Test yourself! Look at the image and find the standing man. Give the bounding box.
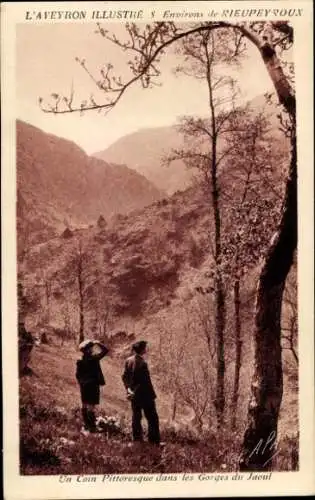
[122,340,162,445]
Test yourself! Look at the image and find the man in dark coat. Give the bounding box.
[122,340,161,445]
[76,339,108,434]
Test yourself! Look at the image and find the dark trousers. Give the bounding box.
[131,399,160,444]
[82,406,96,431]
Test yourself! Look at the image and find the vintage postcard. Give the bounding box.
[1,0,314,498]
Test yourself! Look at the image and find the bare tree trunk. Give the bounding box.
[204,35,226,430]
[45,280,51,324]
[172,390,178,421]
[211,135,226,429]
[211,134,226,429]
[231,278,242,430]
[78,251,84,343]
[214,277,226,429]
[240,125,297,470]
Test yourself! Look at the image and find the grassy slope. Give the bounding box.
[20,343,237,475]
[20,341,298,475]
[25,343,129,415]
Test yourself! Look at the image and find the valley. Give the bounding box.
[17,96,297,474]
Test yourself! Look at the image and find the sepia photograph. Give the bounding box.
[16,17,299,475]
[1,1,314,498]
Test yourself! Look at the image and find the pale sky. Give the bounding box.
[16,23,275,154]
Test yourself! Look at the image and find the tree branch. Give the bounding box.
[41,21,293,115]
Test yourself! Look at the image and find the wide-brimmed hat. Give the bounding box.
[79,339,94,352]
[132,340,147,354]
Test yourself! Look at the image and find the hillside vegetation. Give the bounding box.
[17,120,163,249]
[20,180,298,474]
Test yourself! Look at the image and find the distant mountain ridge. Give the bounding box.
[94,125,192,195]
[93,94,284,195]
[16,120,163,248]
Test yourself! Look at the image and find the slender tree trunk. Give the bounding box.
[45,280,51,324]
[78,257,84,343]
[214,276,226,429]
[211,145,226,429]
[172,390,178,421]
[231,277,242,430]
[205,36,226,430]
[240,125,297,470]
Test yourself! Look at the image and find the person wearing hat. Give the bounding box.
[122,340,161,445]
[76,339,109,434]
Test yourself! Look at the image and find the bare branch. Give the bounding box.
[40,21,294,115]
